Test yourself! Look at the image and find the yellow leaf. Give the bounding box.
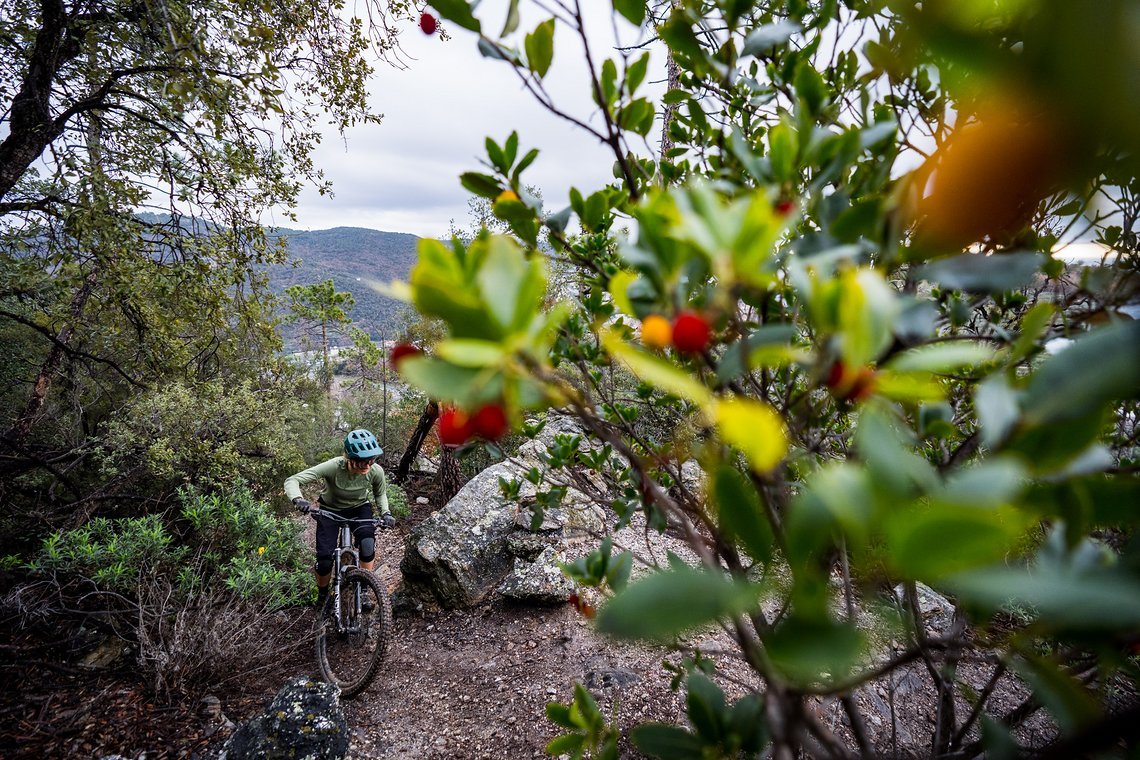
[714,398,788,473]
[601,328,712,405]
[608,270,637,318]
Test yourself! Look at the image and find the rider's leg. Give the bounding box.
[354,504,378,572]
[314,513,338,602]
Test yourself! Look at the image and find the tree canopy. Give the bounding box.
[0,0,414,518]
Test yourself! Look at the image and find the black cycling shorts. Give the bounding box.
[314,501,376,560]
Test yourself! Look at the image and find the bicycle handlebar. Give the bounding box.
[307,506,394,528]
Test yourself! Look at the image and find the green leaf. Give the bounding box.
[768,119,797,182]
[886,502,1027,581]
[947,565,1140,630]
[829,198,881,242]
[659,14,704,63]
[1009,302,1054,363]
[546,701,575,728]
[627,51,650,95]
[544,733,585,755]
[613,0,647,27]
[1012,655,1101,734]
[460,171,502,198]
[397,356,501,406]
[429,0,481,33]
[765,615,864,685]
[512,148,539,184]
[936,458,1028,508]
[916,252,1046,294]
[500,0,520,36]
[601,58,619,106]
[525,18,555,78]
[477,37,510,60]
[1021,320,1140,426]
[742,20,801,57]
[476,235,530,330]
[712,465,774,562]
[714,398,788,474]
[794,62,827,116]
[716,324,797,383]
[485,137,507,173]
[975,374,1020,448]
[435,338,506,368]
[631,724,704,759]
[596,565,763,642]
[685,674,725,742]
[884,341,997,373]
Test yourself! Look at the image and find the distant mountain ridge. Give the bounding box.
[266,226,421,337]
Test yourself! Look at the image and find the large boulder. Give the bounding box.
[399,462,523,609]
[398,416,612,609]
[222,676,348,760]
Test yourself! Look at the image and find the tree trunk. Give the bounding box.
[2,269,98,449]
[436,446,463,507]
[657,49,682,175]
[392,399,439,485]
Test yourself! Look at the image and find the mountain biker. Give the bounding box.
[284,429,395,606]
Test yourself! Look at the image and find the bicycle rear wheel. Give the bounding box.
[315,568,392,698]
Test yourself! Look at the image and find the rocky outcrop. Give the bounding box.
[398,415,610,610]
[222,676,348,760]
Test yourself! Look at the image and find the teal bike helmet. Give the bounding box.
[344,429,382,460]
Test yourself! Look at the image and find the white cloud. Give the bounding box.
[279,2,662,237]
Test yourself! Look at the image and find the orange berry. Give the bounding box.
[640,314,672,349]
[495,189,519,204]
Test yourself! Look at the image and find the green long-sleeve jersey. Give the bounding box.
[284,456,390,514]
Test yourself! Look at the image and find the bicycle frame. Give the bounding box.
[312,508,380,633]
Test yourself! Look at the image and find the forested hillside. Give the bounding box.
[268,227,420,336]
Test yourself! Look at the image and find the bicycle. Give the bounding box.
[307,507,394,698]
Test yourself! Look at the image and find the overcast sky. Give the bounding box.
[268,3,660,238]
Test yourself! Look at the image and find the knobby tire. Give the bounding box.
[315,567,392,698]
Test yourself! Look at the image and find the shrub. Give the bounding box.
[26,483,312,695]
[386,481,411,519]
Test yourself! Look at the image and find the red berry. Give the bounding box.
[419,12,437,35]
[438,407,472,447]
[671,311,711,354]
[470,404,509,441]
[825,361,875,402]
[775,199,795,216]
[390,342,421,368]
[826,360,850,390]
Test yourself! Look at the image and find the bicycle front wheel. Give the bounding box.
[315,568,392,698]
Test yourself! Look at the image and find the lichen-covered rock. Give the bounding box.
[222,676,348,760]
[498,546,575,605]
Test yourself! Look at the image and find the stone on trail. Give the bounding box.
[222,676,348,760]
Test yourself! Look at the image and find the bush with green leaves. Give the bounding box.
[25,483,312,694]
[34,483,310,609]
[387,481,411,519]
[400,1,1140,756]
[97,379,304,500]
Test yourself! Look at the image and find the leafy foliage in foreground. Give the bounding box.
[402,0,1140,755]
